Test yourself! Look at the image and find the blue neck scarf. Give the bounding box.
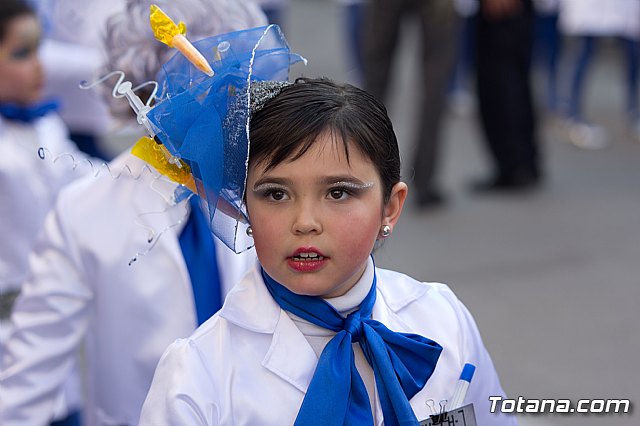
[0,100,59,123]
[179,197,223,325]
[261,266,443,426]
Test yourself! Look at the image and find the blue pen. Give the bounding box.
[448,363,476,410]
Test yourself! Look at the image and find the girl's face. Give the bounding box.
[246,130,407,298]
[0,14,43,105]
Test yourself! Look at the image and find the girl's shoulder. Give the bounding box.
[373,268,488,371]
[375,267,460,309]
[374,267,473,337]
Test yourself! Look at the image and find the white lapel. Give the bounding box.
[126,153,192,289]
[220,265,318,393]
[262,309,318,393]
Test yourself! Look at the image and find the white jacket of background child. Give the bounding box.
[0,113,89,422]
[0,114,87,294]
[559,0,640,40]
[0,151,256,426]
[140,258,517,425]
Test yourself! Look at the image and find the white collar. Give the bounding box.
[324,256,374,315]
[220,257,432,333]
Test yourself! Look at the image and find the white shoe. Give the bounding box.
[566,121,608,150]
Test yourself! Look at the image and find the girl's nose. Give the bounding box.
[291,199,322,235]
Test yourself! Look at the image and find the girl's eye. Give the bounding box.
[328,189,349,200]
[267,190,287,201]
[11,46,35,61]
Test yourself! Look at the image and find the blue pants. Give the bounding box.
[50,411,82,426]
[568,36,640,121]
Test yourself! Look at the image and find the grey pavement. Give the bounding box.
[282,1,639,426]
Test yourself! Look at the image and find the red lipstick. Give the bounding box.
[287,247,328,273]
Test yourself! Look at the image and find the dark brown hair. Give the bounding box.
[0,0,34,43]
[249,77,401,202]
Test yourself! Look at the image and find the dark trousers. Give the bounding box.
[50,411,81,426]
[568,36,640,121]
[364,0,458,199]
[476,0,540,181]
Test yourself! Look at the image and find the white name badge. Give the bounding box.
[420,403,477,426]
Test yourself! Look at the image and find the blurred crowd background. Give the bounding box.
[2,0,639,425]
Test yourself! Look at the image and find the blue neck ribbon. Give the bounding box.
[0,100,58,123]
[261,268,443,426]
[179,197,223,325]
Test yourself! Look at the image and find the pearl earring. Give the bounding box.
[381,225,391,237]
[246,226,253,237]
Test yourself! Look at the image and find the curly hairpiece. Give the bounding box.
[102,0,267,119]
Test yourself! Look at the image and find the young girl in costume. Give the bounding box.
[0,1,90,424]
[136,31,516,422]
[0,0,86,303]
[0,3,265,426]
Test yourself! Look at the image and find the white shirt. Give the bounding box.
[0,113,90,421]
[0,152,256,426]
[140,262,517,425]
[0,114,87,293]
[559,0,640,39]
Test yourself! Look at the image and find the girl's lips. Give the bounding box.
[287,256,327,273]
[287,247,329,272]
[290,246,326,257]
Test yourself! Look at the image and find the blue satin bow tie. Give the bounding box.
[261,267,443,426]
[0,100,59,123]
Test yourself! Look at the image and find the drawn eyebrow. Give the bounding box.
[320,176,375,188]
[252,177,293,190]
[253,175,376,190]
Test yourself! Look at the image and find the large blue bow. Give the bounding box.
[147,25,304,254]
[261,268,443,425]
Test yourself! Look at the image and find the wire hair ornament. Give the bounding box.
[47,24,306,265]
[37,141,188,267]
[128,193,193,266]
[77,69,201,265]
[36,71,161,180]
[79,70,160,138]
[36,146,158,180]
[40,66,191,266]
[146,24,306,254]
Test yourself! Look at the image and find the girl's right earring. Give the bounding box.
[246,226,253,237]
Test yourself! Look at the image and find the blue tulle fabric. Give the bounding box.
[147,25,304,253]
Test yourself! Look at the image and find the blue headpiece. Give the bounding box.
[147,25,305,253]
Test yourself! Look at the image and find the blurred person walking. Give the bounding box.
[448,0,480,116]
[335,0,366,85]
[532,0,561,115]
[363,0,460,208]
[473,0,541,192]
[558,0,640,149]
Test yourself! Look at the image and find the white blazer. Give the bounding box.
[0,114,90,422]
[0,152,256,426]
[140,263,517,426]
[559,0,640,39]
[0,114,86,293]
